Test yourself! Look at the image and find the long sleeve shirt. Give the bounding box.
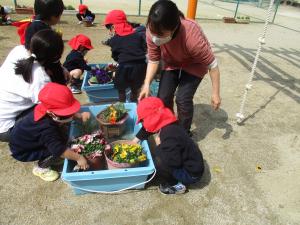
[147,18,215,78]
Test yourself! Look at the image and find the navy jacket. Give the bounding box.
[136,123,204,177]
[9,111,68,162]
[63,50,91,72]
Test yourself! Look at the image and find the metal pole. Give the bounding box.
[138,0,141,16]
[14,0,17,7]
[234,0,240,18]
[187,0,198,20]
[272,0,280,23]
[80,0,83,4]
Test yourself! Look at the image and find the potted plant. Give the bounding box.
[105,140,147,169]
[223,17,236,23]
[83,16,94,27]
[96,102,129,138]
[88,67,113,85]
[70,130,110,170]
[15,5,34,14]
[235,16,250,24]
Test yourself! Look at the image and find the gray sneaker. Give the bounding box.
[70,85,81,94]
[159,182,187,195]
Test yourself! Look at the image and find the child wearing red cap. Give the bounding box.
[133,97,204,194]
[0,5,11,25]
[9,83,90,182]
[104,10,147,102]
[63,34,93,94]
[76,4,95,25]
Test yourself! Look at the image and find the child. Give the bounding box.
[23,0,64,49]
[133,97,204,194]
[76,4,95,25]
[0,5,11,25]
[0,29,66,142]
[63,34,93,94]
[9,82,90,182]
[104,10,147,102]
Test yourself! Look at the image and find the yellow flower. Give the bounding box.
[129,159,135,164]
[138,154,147,162]
[120,151,127,159]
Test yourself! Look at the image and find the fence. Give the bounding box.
[2,0,293,26]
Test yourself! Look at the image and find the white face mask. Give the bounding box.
[151,35,172,46]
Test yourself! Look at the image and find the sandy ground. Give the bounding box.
[0,11,300,225]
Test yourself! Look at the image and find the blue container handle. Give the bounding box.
[62,168,156,194]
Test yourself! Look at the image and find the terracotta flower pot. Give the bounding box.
[86,153,105,170]
[96,112,129,139]
[15,7,34,14]
[83,20,93,27]
[223,17,236,23]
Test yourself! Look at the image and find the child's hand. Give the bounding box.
[77,155,89,170]
[154,135,161,145]
[81,112,91,122]
[131,137,140,144]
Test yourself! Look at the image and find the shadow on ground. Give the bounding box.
[192,104,233,142]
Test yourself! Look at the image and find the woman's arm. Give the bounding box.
[138,62,159,100]
[209,65,221,110]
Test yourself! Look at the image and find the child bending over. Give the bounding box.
[133,97,204,194]
[63,34,93,94]
[9,83,90,182]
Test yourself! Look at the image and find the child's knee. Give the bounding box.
[70,69,83,79]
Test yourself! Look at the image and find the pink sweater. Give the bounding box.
[147,18,215,78]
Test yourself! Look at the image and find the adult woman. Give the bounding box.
[0,29,65,142]
[139,0,221,135]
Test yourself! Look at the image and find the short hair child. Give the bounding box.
[24,0,64,49]
[9,82,90,182]
[104,10,147,102]
[63,34,93,94]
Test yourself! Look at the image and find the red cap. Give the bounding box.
[68,34,93,50]
[104,10,134,36]
[79,4,88,14]
[34,83,81,121]
[137,97,177,133]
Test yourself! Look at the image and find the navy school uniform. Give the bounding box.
[107,32,147,91]
[76,9,95,22]
[25,15,51,49]
[63,50,91,72]
[9,111,68,162]
[136,122,204,185]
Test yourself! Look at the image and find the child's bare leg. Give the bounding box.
[70,69,83,79]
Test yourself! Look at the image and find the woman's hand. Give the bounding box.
[77,155,89,170]
[211,94,221,110]
[138,84,151,101]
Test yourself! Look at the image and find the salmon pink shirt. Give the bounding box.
[146,18,216,78]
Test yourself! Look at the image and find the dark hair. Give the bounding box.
[147,0,184,36]
[15,29,66,84]
[34,0,64,21]
[105,24,113,30]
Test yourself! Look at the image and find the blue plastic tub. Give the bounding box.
[81,64,130,103]
[150,80,160,96]
[62,103,155,195]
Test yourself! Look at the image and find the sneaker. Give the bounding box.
[78,21,83,25]
[70,85,82,94]
[32,166,59,182]
[158,182,187,195]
